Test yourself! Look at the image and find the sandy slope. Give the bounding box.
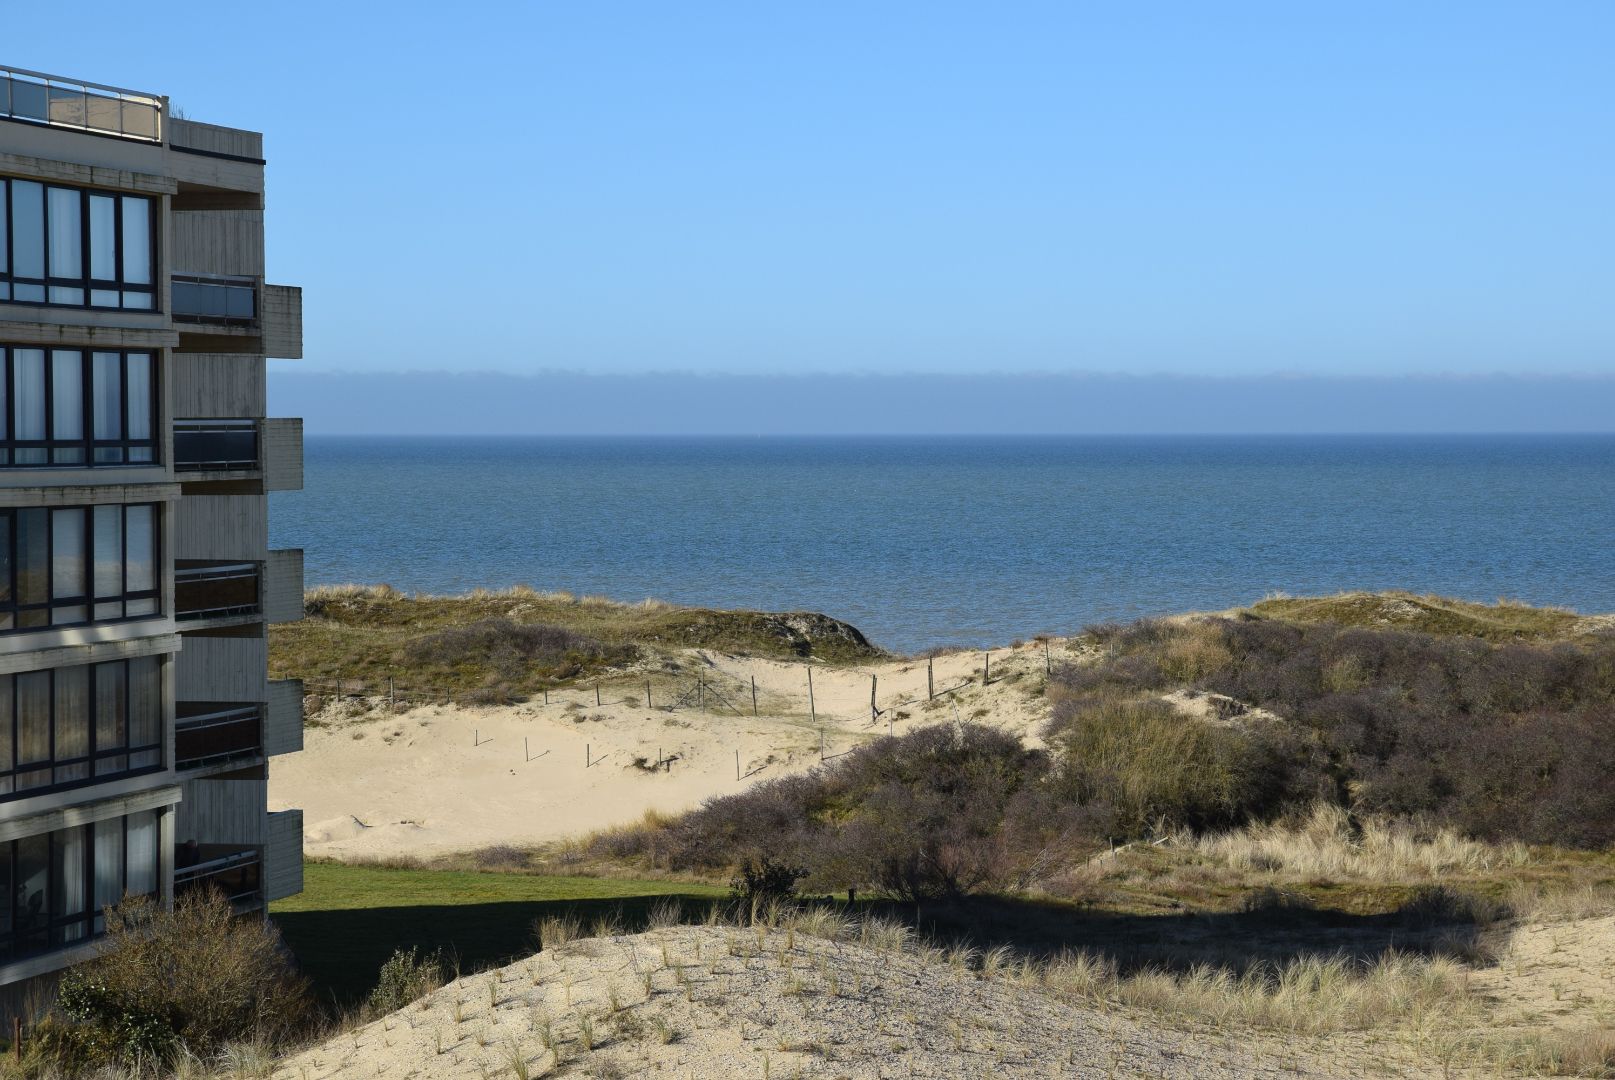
[272,641,1059,860]
[275,925,1418,1079]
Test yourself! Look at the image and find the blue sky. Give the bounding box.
[13,2,1615,379]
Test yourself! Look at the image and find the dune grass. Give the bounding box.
[271,585,883,700]
[1242,590,1594,641]
[270,861,726,1005]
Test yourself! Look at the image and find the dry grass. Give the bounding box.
[1242,590,1597,642]
[1183,803,1532,882]
[275,586,883,697]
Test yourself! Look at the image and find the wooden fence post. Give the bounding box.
[646,680,652,708]
[751,676,758,716]
[927,657,934,700]
[983,652,990,685]
[735,749,740,780]
[870,675,878,723]
[596,684,601,707]
[1045,639,1051,674]
[389,677,395,706]
[807,665,816,722]
[586,743,591,768]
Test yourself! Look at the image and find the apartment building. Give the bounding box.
[0,65,304,1002]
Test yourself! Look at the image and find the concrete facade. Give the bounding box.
[0,65,304,1006]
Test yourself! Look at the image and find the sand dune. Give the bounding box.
[272,640,1061,860]
[275,923,1416,1079]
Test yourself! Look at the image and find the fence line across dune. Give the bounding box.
[289,641,1061,778]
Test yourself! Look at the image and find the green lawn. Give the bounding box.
[270,862,727,1005]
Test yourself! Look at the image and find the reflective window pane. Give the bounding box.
[16,510,47,606]
[12,349,45,441]
[93,505,122,598]
[16,672,49,767]
[88,196,116,280]
[125,812,157,896]
[51,509,86,599]
[47,188,81,279]
[95,662,127,754]
[124,506,154,593]
[92,353,122,440]
[128,658,159,749]
[54,667,89,760]
[120,198,151,285]
[10,181,43,279]
[125,355,151,440]
[50,351,82,441]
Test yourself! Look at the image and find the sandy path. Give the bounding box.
[272,641,1064,860]
[275,925,1418,1079]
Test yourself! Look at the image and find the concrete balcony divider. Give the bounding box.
[265,679,304,757]
[264,550,304,624]
[262,285,302,359]
[263,418,304,491]
[265,810,304,902]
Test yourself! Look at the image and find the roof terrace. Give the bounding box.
[0,64,163,143]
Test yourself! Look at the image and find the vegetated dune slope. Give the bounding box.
[275,925,1413,1080]
[273,641,1056,860]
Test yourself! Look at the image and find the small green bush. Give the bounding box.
[368,946,444,1014]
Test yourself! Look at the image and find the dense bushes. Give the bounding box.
[35,891,310,1070]
[607,614,1615,902]
[402,619,637,685]
[1067,617,1615,847]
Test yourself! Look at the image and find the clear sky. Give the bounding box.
[12,2,1614,378]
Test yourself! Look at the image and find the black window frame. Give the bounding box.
[0,346,159,468]
[0,502,162,632]
[0,812,162,962]
[0,177,158,312]
[0,657,164,801]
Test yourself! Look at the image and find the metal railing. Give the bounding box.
[175,562,260,621]
[172,274,256,325]
[174,419,259,471]
[175,703,264,769]
[0,65,162,142]
[174,847,261,906]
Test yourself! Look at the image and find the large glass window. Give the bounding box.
[0,657,164,799]
[0,347,156,466]
[0,502,160,630]
[0,812,163,960]
[0,178,155,310]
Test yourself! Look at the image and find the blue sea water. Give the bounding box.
[270,436,1615,654]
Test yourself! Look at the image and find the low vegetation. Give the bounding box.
[271,584,883,701]
[18,892,308,1076]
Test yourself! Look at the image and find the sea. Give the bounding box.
[270,435,1615,654]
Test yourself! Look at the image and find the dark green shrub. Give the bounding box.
[368,946,444,1014]
[728,856,807,902]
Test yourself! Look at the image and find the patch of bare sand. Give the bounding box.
[275,926,1421,1079]
[271,641,1063,860]
[1475,913,1615,1035]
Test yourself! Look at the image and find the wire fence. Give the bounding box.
[290,640,1062,779]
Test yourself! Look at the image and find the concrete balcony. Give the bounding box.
[174,560,260,627]
[265,809,303,902]
[264,550,304,624]
[262,285,302,360]
[172,417,301,492]
[174,702,263,773]
[263,418,303,491]
[175,845,262,910]
[265,679,304,757]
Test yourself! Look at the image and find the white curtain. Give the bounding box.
[56,826,86,941]
[47,187,80,278]
[51,350,82,440]
[12,349,45,440]
[94,818,124,914]
[125,812,157,897]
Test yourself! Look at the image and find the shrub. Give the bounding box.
[728,856,807,902]
[401,619,636,683]
[368,946,444,1014]
[44,891,310,1068]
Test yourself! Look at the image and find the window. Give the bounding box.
[0,178,156,310]
[0,811,163,960]
[0,656,163,799]
[0,347,156,466]
[0,502,160,631]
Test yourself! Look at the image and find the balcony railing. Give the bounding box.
[174,846,261,907]
[175,703,263,769]
[175,561,260,621]
[174,419,258,471]
[172,274,256,326]
[0,65,162,142]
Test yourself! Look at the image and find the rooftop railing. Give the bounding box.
[0,65,162,143]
